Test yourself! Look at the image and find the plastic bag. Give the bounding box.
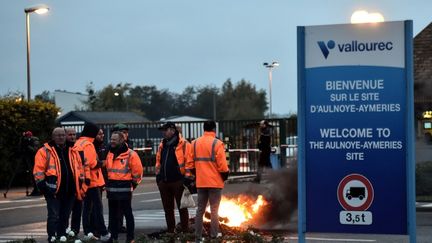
[180,186,195,209]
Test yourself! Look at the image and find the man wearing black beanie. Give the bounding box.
[74,123,110,241]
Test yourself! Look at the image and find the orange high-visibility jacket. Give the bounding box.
[33,143,86,200]
[155,134,192,177]
[74,137,105,188]
[187,131,229,188]
[105,149,143,192]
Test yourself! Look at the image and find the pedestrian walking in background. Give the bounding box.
[255,120,272,183]
[33,127,86,242]
[106,131,143,243]
[21,131,41,196]
[187,121,229,242]
[155,122,192,233]
[74,123,110,241]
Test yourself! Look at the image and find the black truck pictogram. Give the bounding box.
[346,187,365,200]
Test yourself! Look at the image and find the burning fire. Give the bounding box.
[205,195,268,227]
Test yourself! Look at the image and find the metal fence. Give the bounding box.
[64,118,298,175]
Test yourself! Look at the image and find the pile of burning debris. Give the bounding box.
[148,195,290,242]
[146,169,298,242]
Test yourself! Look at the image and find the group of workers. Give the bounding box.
[33,120,230,243]
[34,122,142,243]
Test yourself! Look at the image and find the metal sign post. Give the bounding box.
[297,21,415,242]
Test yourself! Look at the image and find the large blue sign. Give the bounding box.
[297,21,415,239]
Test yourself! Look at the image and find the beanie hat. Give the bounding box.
[81,122,99,138]
[112,123,128,132]
[24,131,33,137]
[203,121,216,131]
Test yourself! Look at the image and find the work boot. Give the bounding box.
[100,232,111,242]
[83,232,99,241]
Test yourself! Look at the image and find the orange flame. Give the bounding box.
[205,195,268,227]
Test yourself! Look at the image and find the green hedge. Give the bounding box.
[0,99,59,188]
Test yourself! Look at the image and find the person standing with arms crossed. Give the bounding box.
[187,121,229,242]
[105,131,143,243]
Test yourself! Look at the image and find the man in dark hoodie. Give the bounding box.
[155,122,192,233]
[74,123,110,241]
[255,120,272,183]
[94,128,109,183]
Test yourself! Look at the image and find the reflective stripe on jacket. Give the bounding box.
[155,134,191,176]
[33,143,86,200]
[74,137,105,188]
[105,148,143,192]
[188,131,229,188]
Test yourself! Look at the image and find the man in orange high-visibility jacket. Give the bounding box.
[65,127,83,236]
[106,131,143,243]
[33,127,86,242]
[187,121,229,241]
[74,123,110,241]
[155,122,192,233]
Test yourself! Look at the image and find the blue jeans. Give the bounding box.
[82,187,108,236]
[45,194,75,241]
[195,188,222,239]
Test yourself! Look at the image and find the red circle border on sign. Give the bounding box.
[337,174,374,211]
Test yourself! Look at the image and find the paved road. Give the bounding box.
[0,176,431,242]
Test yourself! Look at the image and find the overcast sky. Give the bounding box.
[1,0,431,114]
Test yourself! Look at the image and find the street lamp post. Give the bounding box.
[114,91,129,111]
[263,61,279,118]
[24,5,49,101]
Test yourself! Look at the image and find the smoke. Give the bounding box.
[245,168,298,230]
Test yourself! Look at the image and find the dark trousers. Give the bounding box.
[256,151,272,182]
[24,156,39,194]
[108,198,134,241]
[45,194,75,241]
[70,198,82,234]
[82,187,108,236]
[158,180,189,232]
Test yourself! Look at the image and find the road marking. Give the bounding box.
[0,198,44,204]
[134,191,159,196]
[2,232,46,236]
[417,202,432,208]
[0,203,46,211]
[0,209,197,242]
[140,198,161,203]
[289,236,376,242]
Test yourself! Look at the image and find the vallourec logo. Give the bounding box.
[317,40,393,59]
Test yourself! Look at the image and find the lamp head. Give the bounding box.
[263,61,279,68]
[25,5,49,14]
